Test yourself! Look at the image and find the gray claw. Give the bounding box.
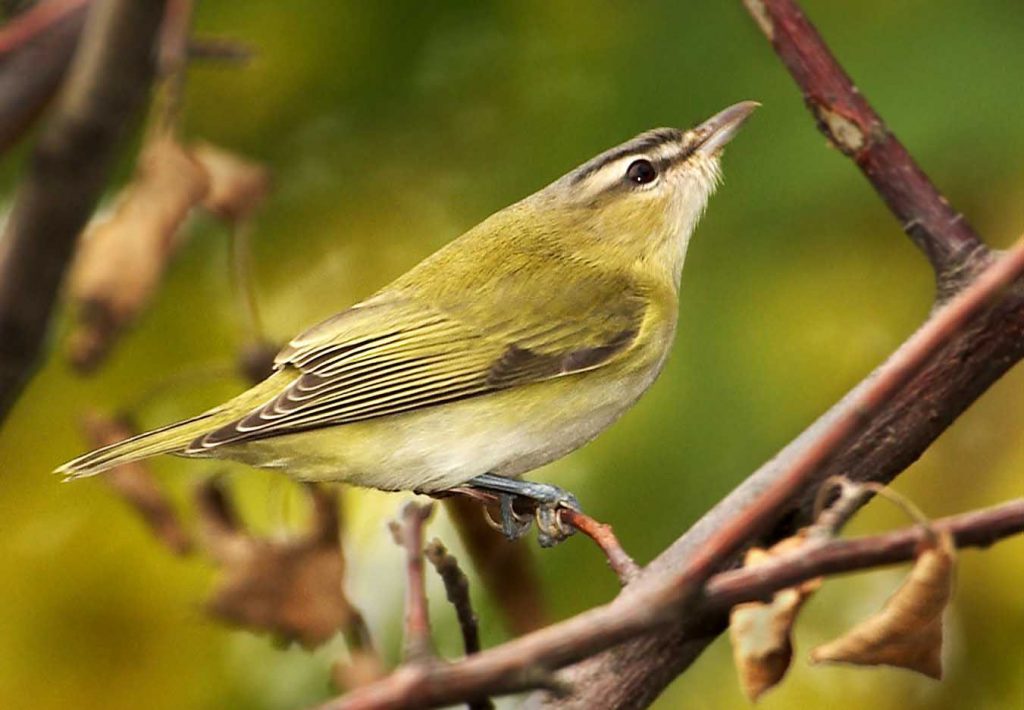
[499,493,533,541]
[535,502,577,548]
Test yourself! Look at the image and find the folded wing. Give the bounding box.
[187,279,647,453]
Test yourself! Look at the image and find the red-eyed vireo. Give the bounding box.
[58,101,758,546]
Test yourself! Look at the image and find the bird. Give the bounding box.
[57,101,758,546]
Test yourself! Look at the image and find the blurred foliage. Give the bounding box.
[1,1,1022,708]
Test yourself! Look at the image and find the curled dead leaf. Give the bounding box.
[729,535,822,701]
[191,141,270,224]
[67,134,209,371]
[196,479,355,649]
[811,530,955,679]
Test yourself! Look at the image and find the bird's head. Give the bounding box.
[536,101,758,284]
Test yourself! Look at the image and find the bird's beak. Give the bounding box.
[692,101,760,157]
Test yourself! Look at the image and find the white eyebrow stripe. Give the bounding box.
[579,155,643,194]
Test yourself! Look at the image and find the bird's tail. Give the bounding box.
[55,408,233,480]
[57,369,293,480]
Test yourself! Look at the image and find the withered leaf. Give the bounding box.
[191,141,270,224]
[811,531,955,679]
[68,134,210,371]
[197,480,355,649]
[729,535,822,701]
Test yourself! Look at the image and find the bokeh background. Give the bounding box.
[1,1,1022,708]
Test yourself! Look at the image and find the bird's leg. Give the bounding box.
[465,473,580,547]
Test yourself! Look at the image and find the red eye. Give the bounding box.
[626,159,657,184]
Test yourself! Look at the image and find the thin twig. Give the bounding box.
[424,539,483,656]
[741,0,984,290]
[187,36,255,64]
[230,222,268,345]
[153,0,191,131]
[559,509,639,585]
[0,0,167,422]
[704,499,1024,609]
[809,475,869,537]
[444,497,549,635]
[425,539,495,710]
[388,502,436,662]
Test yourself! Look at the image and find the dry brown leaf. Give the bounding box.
[80,410,192,555]
[729,535,822,701]
[196,480,355,649]
[811,531,955,679]
[68,134,210,371]
[190,141,270,224]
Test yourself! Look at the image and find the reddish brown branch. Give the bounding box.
[742,0,984,288]
[560,508,639,585]
[388,502,436,662]
[0,0,167,422]
[317,239,1024,709]
[705,499,1024,609]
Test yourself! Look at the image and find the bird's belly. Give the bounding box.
[220,366,658,493]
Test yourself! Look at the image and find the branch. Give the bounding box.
[321,494,1024,710]
[424,539,483,657]
[316,238,1024,710]
[424,539,494,710]
[0,0,90,153]
[704,499,1024,610]
[444,497,549,636]
[388,502,436,662]
[0,0,167,422]
[741,0,984,290]
[559,508,639,585]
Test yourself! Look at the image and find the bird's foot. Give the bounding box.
[466,474,580,547]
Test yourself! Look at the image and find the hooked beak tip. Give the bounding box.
[693,100,759,156]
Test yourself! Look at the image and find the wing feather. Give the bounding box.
[189,279,648,452]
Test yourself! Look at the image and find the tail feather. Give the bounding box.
[57,369,295,479]
[56,409,226,479]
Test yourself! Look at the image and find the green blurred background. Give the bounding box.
[1,1,1022,708]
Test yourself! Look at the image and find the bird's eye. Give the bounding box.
[626,159,657,185]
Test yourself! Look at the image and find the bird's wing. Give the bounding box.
[190,279,648,450]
